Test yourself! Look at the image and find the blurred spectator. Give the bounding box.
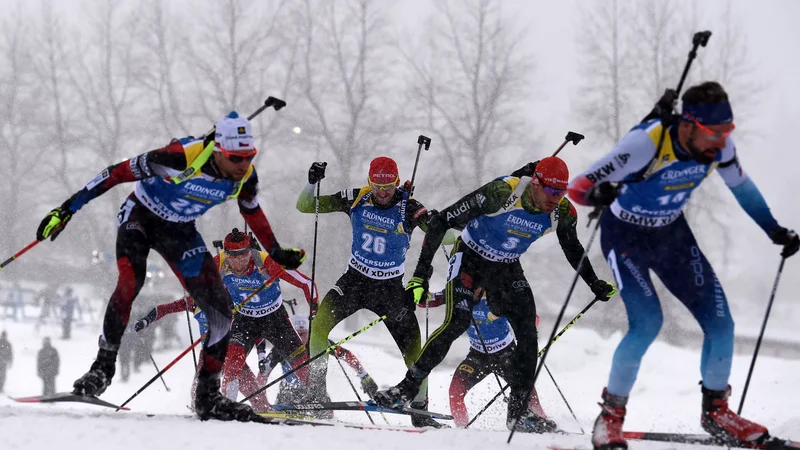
[37,337,60,395]
[36,285,58,330]
[0,331,12,392]
[4,282,25,321]
[60,287,80,340]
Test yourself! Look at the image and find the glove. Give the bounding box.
[405,276,429,305]
[258,357,269,378]
[37,206,73,242]
[134,309,157,332]
[585,182,621,207]
[270,247,306,270]
[308,162,327,184]
[770,227,800,258]
[590,279,618,301]
[361,374,378,397]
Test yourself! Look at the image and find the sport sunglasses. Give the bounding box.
[217,144,258,163]
[684,111,736,141]
[369,181,396,191]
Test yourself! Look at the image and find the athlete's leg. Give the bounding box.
[449,350,490,428]
[650,217,734,391]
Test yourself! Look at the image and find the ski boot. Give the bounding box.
[73,347,116,397]
[410,399,450,429]
[508,409,558,434]
[373,367,425,409]
[294,385,333,420]
[592,388,628,450]
[195,375,256,421]
[701,384,769,446]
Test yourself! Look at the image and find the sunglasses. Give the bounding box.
[217,145,258,163]
[225,248,251,257]
[369,181,396,192]
[535,175,567,197]
[684,112,736,141]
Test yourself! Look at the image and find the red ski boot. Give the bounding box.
[592,388,628,450]
[701,384,769,445]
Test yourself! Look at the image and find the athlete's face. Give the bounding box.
[213,151,255,181]
[227,251,253,275]
[370,182,396,206]
[530,182,565,213]
[679,120,735,165]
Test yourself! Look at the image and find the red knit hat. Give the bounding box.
[224,228,251,254]
[534,156,569,189]
[368,156,399,185]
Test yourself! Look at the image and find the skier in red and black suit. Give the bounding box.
[36,112,306,422]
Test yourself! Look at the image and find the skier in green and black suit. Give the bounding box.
[374,156,617,433]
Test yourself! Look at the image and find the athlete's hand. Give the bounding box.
[405,277,429,305]
[134,309,157,332]
[585,182,621,207]
[361,374,379,397]
[270,247,306,270]
[770,227,800,258]
[590,279,618,301]
[418,290,445,309]
[258,358,269,378]
[36,206,73,242]
[308,162,327,185]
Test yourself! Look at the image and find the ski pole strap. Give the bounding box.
[241,315,387,404]
[0,239,41,270]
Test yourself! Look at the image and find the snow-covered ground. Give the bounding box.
[1,314,799,450]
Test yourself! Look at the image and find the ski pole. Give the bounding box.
[308,166,324,359]
[241,316,386,403]
[408,135,431,339]
[332,351,376,425]
[543,363,583,434]
[118,272,281,410]
[737,256,786,414]
[183,295,197,369]
[468,298,599,429]
[508,221,603,443]
[0,239,41,271]
[149,353,170,392]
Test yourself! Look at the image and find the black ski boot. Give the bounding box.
[195,376,256,421]
[410,399,450,429]
[73,348,116,396]
[374,367,425,408]
[509,409,558,434]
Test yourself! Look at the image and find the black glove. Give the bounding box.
[308,162,327,184]
[270,247,307,270]
[361,374,378,397]
[586,182,621,207]
[134,309,158,332]
[590,279,618,301]
[37,206,73,242]
[770,227,800,258]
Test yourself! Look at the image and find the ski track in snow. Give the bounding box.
[1,319,798,449]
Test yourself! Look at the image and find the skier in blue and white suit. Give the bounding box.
[568,81,799,450]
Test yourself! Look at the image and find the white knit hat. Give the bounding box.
[214,111,255,152]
